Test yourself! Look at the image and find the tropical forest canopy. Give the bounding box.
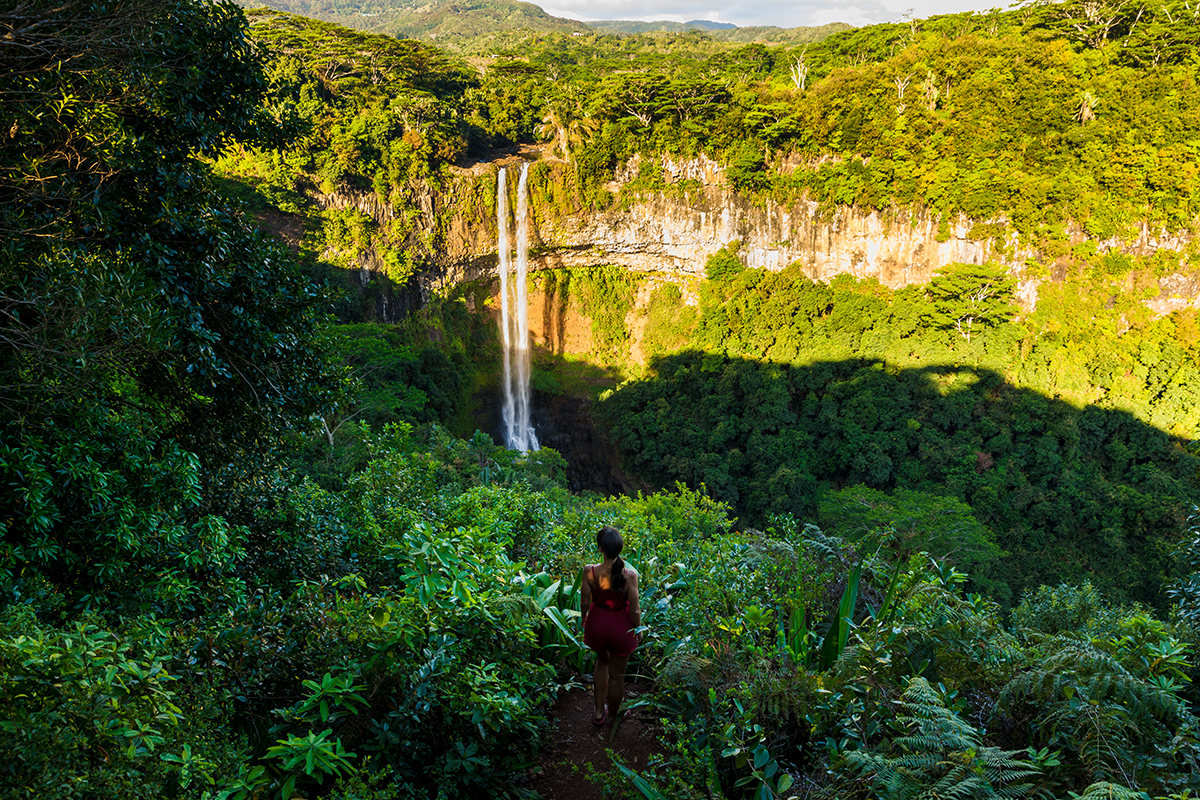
[233,0,850,46]
[2,1,1200,799]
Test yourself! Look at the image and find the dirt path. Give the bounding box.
[530,680,663,800]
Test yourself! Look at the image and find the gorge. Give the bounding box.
[318,149,1200,342]
[8,5,1200,799]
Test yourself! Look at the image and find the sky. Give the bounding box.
[539,0,1011,29]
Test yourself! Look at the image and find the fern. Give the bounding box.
[800,523,848,566]
[1001,640,1185,721]
[846,677,1040,800]
[998,638,1195,789]
[490,593,537,621]
[1068,781,1146,800]
[743,532,799,568]
[660,648,715,687]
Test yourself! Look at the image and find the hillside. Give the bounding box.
[239,0,585,40]
[586,18,738,33]
[587,18,852,43]
[240,0,852,46]
[5,3,1200,799]
[707,22,853,43]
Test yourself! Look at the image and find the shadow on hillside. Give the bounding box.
[597,349,1198,609]
[472,346,643,495]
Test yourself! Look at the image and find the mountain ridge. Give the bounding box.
[238,0,850,43]
[586,18,737,33]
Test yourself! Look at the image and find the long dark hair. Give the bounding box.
[597,525,626,592]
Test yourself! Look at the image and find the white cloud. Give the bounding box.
[540,0,1003,29]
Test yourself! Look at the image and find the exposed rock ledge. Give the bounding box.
[330,153,1197,314]
[531,155,1195,314]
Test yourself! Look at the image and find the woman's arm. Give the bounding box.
[626,570,642,635]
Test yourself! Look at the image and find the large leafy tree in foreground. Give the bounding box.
[0,0,345,612]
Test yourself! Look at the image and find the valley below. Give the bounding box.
[6,3,1200,799]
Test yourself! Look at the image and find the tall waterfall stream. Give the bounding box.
[497,164,538,452]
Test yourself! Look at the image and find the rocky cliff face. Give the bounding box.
[329,151,1197,316]
[534,155,1195,315]
[415,153,1004,291]
[544,154,990,285]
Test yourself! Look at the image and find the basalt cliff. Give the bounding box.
[315,151,1198,325]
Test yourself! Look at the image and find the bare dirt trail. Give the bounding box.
[530,680,663,800]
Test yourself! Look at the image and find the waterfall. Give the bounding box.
[497,164,538,452]
[497,168,516,449]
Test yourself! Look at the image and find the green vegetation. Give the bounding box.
[1,0,346,616]
[566,266,640,366]
[214,1,1200,316]
[238,0,849,49]
[641,282,699,360]
[602,255,1200,608]
[818,485,1002,578]
[588,19,738,34]
[5,2,1200,799]
[237,0,585,42]
[295,292,497,487]
[213,9,486,285]
[584,20,852,45]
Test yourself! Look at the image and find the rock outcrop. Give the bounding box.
[322,152,1197,316]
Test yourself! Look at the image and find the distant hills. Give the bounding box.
[239,0,850,45]
[239,0,584,40]
[587,19,737,33]
[586,18,850,43]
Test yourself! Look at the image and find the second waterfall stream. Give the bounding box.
[497,164,538,452]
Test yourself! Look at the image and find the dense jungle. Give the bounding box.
[3,0,1200,798]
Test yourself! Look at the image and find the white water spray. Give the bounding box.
[497,165,538,452]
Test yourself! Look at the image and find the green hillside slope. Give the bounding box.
[708,22,853,43]
[240,0,852,47]
[586,19,737,33]
[588,18,852,43]
[240,0,585,40]
[6,4,1200,799]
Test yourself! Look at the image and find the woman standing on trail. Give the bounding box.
[581,525,642,726]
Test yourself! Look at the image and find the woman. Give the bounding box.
[581,525,642,726]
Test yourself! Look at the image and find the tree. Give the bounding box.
[704,241,745,281]
[591,73,669,129]
[789,46,810,91]
[725,143,770,192]
[536,96,599,161]
[923,262,1017,342]
[0,0,347,610]
[1027,0,1142,48]
[819,485,1003,575]
[1121,0,1200,66]
[1167,506,1200,624]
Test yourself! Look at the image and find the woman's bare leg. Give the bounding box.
[607,652,631,718]
[593,650,609,721]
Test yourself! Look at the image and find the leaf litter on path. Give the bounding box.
[529,680,663,800]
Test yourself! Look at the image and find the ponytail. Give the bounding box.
[611,555,626,593]
[597,525,627,592]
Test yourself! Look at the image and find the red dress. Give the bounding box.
[583,565,638,657]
